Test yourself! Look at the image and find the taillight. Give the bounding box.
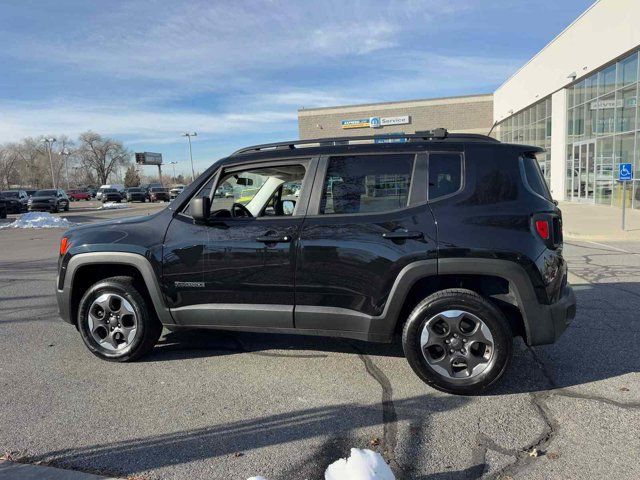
[60,237,71,256]
[535,220,549,240]
[532,213,562,249]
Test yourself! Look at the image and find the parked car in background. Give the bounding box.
[100,188,122,203]
[0,195,7,219]
[125,187,146,202]
[96,184,125,200]
[86,187,97,198]
[66,189,92,201]
[170,185,185,200]
[214,182,234,198]
[148,187,170,202]
[28,188,69,213]
[1,190,29,212]
[143,183,163,200]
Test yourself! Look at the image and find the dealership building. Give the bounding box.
[298,0,640,208]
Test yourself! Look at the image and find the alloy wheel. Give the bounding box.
[87,293,138,351]
[420,310,495,380]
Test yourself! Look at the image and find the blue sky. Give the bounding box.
[0,0,593,175]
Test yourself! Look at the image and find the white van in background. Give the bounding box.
[96,184,125,200]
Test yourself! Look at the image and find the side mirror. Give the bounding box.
[282,199,295,215]
[191,196,211,222]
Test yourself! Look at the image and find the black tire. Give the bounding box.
[402,288,512,395]
[77,276,162,362]
[51,205,59,213]
[64,202,70,212]
[0,208,6,219]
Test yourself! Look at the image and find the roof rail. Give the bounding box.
[231,129,498,155]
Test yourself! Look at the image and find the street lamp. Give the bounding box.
[42,137,57,189]
[182,132,197,182]
[59,148,72,190]
[169,161,178,182]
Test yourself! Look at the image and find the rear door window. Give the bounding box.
[320,154,415,215]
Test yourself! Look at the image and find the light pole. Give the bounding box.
[182,132,197,182]
[60,148,71,190]
[42,137,57,189]
[169,161,178,182]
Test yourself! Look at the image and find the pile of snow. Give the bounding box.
[0,212,73,229]
[100,202,130,210]
[325,449,394,480]
[247,449,394,480]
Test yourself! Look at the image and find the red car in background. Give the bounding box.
[66,189,91,201]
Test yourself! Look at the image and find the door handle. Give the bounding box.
[256,235,292,243]
[382,231,424,240]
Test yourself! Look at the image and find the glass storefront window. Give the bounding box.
[597,93,616,135]
[617,52,638,87]
[497,96,553,185]
[616,86,637,133]
[598,64,617,96]
[574,104,585,139]
[574,80,585,106]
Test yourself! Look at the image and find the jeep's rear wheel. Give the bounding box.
[77,276,162,362]
[402,288,512,395]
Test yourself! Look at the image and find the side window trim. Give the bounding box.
[307,152,421,217]
[426,151,465,202]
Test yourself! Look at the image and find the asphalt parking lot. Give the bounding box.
[0,203,638,480]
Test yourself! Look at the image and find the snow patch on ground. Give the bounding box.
[100,202,130,209]
[247,449,394,480]
[325,449,395,480]
[0,212,73,229]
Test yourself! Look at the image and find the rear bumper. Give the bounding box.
[524,284,576,346]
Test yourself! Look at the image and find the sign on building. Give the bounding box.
[341,115,411,129]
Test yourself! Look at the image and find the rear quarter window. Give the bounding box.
[428,152,462,200]
[522,153,552,200]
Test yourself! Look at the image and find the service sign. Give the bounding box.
[379,115,410,127]
[341,115,411,129]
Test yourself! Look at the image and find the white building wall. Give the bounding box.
[550,90,568,200]
[494,0,640,122]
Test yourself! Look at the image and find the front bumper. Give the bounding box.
[524,284,576,346]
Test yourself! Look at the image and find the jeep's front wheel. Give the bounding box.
[402,289,512,395]
[77,276,162,362]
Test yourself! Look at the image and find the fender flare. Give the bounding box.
[57,252,174,326]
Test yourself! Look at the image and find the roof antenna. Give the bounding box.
[487,121,498,137]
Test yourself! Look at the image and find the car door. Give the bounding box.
[295,152,438,338]
[163,156,317,329]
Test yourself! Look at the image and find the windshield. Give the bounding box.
[151,188,167,192]
[1,192,19,198]
[104,189,117,193]
[35,190,56,196]
[129,188,142,192]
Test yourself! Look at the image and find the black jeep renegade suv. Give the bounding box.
[56,129,576,395]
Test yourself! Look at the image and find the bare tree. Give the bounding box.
[77,131,130,185]
[0,145,19,189]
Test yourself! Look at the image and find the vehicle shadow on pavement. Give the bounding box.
[148,329,406,362]
[23,394,475,480]
[149,279,639,397]
[492,280,640,395]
